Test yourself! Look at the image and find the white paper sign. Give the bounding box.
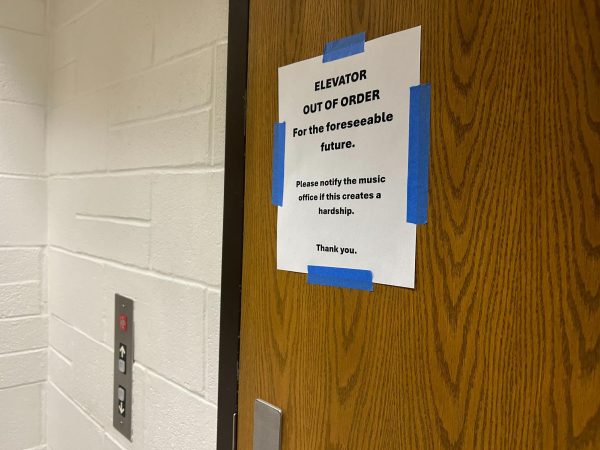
[277,27,421,288]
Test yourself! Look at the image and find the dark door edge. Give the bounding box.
[216,0,249,449]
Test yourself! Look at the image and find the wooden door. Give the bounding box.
[237,0,600,448]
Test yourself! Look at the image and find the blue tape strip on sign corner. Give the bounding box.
[307,265,373,291]
[322,32,366,63]
[271,122,286,206]
[407,83,431,224]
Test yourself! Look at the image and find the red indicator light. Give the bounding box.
[119,314,128,332]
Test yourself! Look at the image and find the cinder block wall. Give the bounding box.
[45,1,227,449]
[0,1,48,449]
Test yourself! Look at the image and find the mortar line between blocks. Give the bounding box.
[0,244,45,249]
[0,347,47,358]
[0,280,40,287]
[146,39,222,74]
[52,0,105,32]
[50,313,112,353]
[48,346,72,366]
[108,104,212,130]
[75,213,151,228]
[103,432,128,450]
[0,24,45,36]
[206,286,221,295]
[0,313,47,321]
[0,98,45,107]
[52,59,76,72]
[0,172,46,180]
[47,380,105,431]
[0,380,46,392]
[49,164,224,179]
[136,362,217,409]
[66,39,224,101]
[49,245,220,290]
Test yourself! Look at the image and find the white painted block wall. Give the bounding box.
[0,1,48,449]
[45,0,227,449]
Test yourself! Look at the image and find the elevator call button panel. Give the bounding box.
[113,294,134,440]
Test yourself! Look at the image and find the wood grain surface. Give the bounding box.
[238,0,600,448]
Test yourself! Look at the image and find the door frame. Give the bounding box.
[216,0,250,449]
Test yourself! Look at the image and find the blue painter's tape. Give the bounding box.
[322,32,366,63]
[407,83,431,224]
[307,265,373,291]
[271,122,286,206]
